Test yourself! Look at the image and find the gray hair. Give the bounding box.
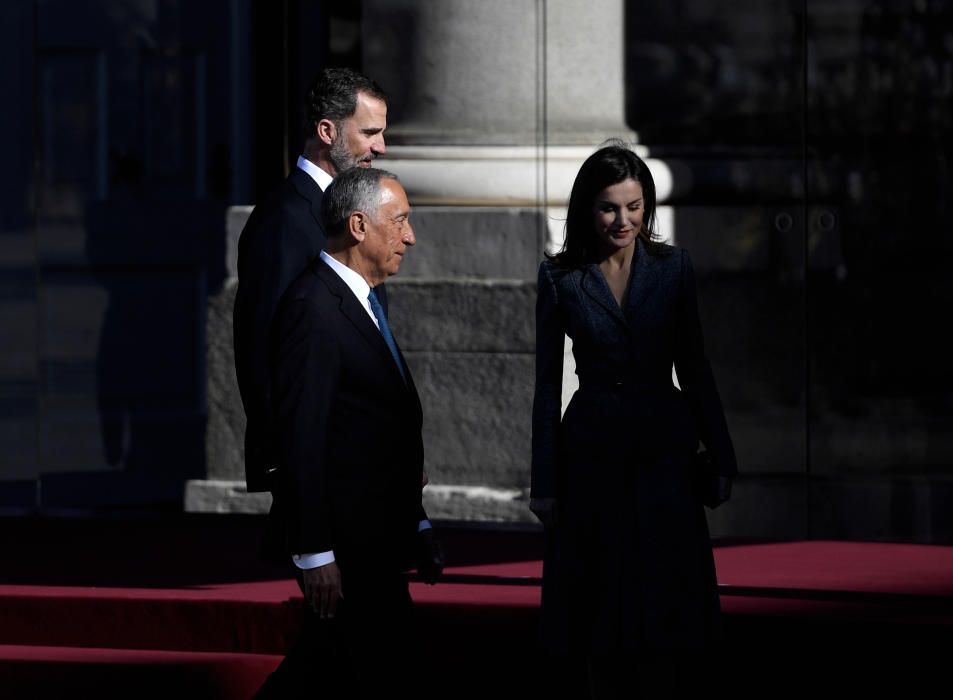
[320,167,400,238]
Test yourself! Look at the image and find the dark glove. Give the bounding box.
[416,528,444,584]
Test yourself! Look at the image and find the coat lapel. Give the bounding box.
[624,238,659,327]
[581,265,627,328]
[579,238,659,332]
[314,261,402,376]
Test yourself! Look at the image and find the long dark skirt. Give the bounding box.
[540,447,722,654]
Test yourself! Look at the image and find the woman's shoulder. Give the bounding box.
[644,240,691,275]
[539,256,569,275]
[538,257,581,285]
[644,238,680,259]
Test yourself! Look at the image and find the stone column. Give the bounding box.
[360,0,664,519]
[365,0,630,147]
[361,0,680,211]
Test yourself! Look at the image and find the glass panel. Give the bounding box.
[625,1,809,539]
[806,0,953,542]
[27,0,232,508]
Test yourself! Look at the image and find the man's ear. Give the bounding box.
[348,211,368,242]
[316,118,336,147]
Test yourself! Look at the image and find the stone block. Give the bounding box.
[706,475,809,540]
[183,478,539,523]
[387,279,535,352]
[225,205,548,281]
[422,484,535,523]
[226,206,253,279]
[397,207,547,280]
[405,351,534,489]
[206,281,245,480]
[185,479,272,514]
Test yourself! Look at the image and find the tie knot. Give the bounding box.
[367,288,386,321]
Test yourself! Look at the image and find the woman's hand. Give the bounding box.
[711,475,733,508]
[529,497,557,528]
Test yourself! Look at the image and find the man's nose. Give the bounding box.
[372,134,386,156]
[403,221,415,246]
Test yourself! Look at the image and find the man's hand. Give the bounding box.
[416,528,444,585]
[529,497,557,528]
[301,560,343,619]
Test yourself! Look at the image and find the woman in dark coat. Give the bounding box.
[530,142,737,697]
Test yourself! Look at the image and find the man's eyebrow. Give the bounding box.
[361,127,384,135]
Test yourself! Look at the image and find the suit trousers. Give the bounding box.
[253,566,417,699]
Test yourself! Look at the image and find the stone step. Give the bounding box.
[185,479,533,521]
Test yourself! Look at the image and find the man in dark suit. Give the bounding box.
[234,67,388,494]
[254,167,442,699]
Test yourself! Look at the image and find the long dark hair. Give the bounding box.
[548,140,661,268]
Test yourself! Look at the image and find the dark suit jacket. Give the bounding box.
[269,258,424,571]
[233,167,387,492]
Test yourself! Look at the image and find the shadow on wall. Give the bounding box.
[40,195,229,508]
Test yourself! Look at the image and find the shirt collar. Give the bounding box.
[320,250,371,303]
[296,155,333,192]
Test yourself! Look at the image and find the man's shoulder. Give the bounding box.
[274,261,345,340]
[237,173,323,257]
[283,257,338,304]
[248,173,316,225]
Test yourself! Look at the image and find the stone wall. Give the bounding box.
[189,204,547,520]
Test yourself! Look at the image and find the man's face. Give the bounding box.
[362,179,415,282]
[328,92,387,174]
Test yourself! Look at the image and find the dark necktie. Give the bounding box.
[367,288,407,383]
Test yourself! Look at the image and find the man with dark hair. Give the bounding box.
[256,168,441,698]
[234,67,388,496]
[303,68,387,173]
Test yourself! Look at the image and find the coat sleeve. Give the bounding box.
[233,205,316,484]
[271,296,339,555]
[531,261,566,499]
[673,248,738,477]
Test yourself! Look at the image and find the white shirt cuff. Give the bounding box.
[293,524,429,568]
[292,550,335,569]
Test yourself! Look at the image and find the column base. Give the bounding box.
[382,144,681,206]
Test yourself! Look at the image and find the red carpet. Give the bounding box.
[716,540,953,596]
[0,646,282,700]
[3,540,953,697]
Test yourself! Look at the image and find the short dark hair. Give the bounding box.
[303,68,387,139]
[321,167,400,238]
[550,139,660,267]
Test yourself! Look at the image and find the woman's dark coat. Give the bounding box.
[531,238,737,652]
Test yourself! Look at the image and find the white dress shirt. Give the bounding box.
[296,155,333,192]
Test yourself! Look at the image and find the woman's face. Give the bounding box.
[591,178,644,253]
